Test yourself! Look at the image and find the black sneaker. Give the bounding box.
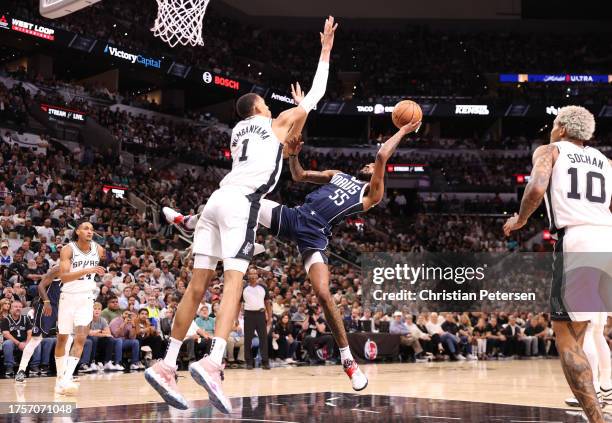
[39,365,48,376]
[15,370,26,383]
[246,363,254,370]
[5,367,15,378]
[30,365,40,376]
[262,362,271,370]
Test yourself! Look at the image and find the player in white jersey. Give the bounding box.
[504,106,612,423]
[145,16,338,413]
[54,220,105,395]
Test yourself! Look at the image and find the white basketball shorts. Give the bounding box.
[57,291,95,334]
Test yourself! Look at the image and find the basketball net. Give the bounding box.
[151,0,211,48]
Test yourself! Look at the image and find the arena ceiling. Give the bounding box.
[220,0,521,19]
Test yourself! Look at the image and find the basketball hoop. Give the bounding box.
[151,0,210,48]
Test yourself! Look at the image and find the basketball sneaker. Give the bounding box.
[14,370,26,383]
[565,391,603,408]
[343,359,368,391]
[144,360,188,410]
[55,379,79,396]
[163,207,197,231]
[189,356,232,414]
[601,387,612,408]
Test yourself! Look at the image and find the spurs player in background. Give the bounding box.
[145,16,338,413]
[504,106,612,423]
[14,265,60,382]
[55,220,105,395]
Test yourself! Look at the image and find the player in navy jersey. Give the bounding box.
[258,120,421,390]
[14,265,61,382]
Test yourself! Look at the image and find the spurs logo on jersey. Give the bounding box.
[61,240,100,294]
[544,141,612,233]
[220,115,283,198]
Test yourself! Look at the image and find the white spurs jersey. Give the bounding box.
[544,141,612,233]
[61,240,100,294]
[219,115,283,198]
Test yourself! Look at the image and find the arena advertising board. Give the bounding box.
[40,104,86,124]
[500,73,612,83]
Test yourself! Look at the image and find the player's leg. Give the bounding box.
[553,320,604,423]
[145,203,221,410]
[15,336,42,381]
[307,252,367,391]
[592,315,612,405]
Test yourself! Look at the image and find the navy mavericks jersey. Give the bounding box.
[45,279,62,305]
[303,173,368,225]
[32,278,62,336]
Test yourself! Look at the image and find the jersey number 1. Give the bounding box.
[239,139,249,162]
[567,167,606,204]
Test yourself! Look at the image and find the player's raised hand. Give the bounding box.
[320,15,338,51]
[399,120,422,136]
[291,82,304,104]
[503,213,526,236]
[286,135,304,156]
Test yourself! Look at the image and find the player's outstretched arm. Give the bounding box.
[503,144,557,236]
[362,122,421,210]
[286,136,340,184]
[273,16,337,142]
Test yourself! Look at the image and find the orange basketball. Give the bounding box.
[391,100,423,129]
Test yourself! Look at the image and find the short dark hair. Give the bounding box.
[235,93,260,119]
[72,218,91,241]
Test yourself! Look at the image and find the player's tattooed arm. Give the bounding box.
[363,121,421,210]
[287,136,340,184]
[504,144,557,236]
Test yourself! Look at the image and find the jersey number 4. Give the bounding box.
[567,167,606,204]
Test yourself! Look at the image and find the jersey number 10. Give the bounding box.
[567,167,606,204]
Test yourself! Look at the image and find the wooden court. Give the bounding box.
[0,359,592,422]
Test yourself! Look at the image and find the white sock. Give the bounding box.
[584,323,600,391]
[594,324,612,390]
[209,337,227,366]
[65,335,73,356]
[55,356,66,380]
[339,346,353,363]
[62,356,80,383]
[163,337,183,368]
[18,337,42,372]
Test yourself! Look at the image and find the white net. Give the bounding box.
[151,0,211,48]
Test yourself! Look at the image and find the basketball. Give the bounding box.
[392,100,423,129]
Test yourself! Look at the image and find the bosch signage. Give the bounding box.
[202,71,212,84]
[40,104,86,124]
[11,18,55,40]
[214,75,239,90]
[455,105,490,116]
[103,45,161,69]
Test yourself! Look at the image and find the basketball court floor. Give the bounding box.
[0,360,595,422]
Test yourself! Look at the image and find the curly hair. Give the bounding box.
[555,105,596,141]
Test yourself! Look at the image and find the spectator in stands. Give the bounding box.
[226,318,245,367]
[302,306,335,365]
[523,316,543,357]
[135,308,163,359]
[502,315,523,357]
[390,311,423,361]
[195,305,215,356]
[272,312,297,363]
[118,285,132,310]
[0,241,12,266]
[426,312,463,361]
[2,301,39,377]
[101,296,123,323]
[472,317,488,359]
[36,219,55,241]
[485,316,506,358]
[109,310,144,371]
[0,298,11,319]
[88,302,123,371]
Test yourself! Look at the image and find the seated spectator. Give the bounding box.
[226,318,245,366]
[88,302,123,371]
[135,308,164,360]
[472,317,488,359]
[502,315,523,357]
[101,296,123,323]
[272,312,297,363]
[523,316,545,357]
[302,307,335,365]
[195,305,215,356]
[485,316,506,358]
[2,301,40,377]
[109,310,144,371]
[425,312,463,361]
[390,311,423,361]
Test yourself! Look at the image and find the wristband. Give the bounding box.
[43,300,50,303]
[289,154,297,157]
